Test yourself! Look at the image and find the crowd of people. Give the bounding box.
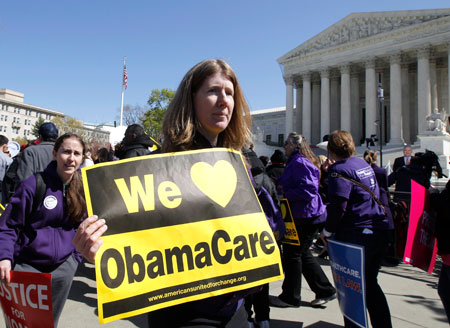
[0,58,448,328]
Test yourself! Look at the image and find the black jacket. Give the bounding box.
[388,163,428,200]
[115,134,155,159]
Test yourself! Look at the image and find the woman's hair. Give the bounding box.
[162,59,252,152]
[327,130,356,159]
[96,147,112,163]
[363,149,377,165]
[287,132,320,168]
[54,133,87,224]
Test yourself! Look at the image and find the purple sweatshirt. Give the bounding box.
[277,152,326,224]
[0,161,82,268]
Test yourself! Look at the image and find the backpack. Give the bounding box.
[32,172,46,214]
[2,156,20,203]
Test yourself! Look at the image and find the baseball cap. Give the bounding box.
[38,122,59,139]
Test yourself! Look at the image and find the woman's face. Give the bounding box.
[283,138,296,157]
[53,137,84,183]
[194,72,234,145]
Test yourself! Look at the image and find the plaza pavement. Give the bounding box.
[1,252,446,328]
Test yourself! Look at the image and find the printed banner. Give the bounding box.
[280,198,300,246]
[0,271,53,328]
[403,180,438,274]
[327,239,368,328]
[82,148,283,324]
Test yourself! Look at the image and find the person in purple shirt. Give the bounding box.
[321,130,392,328]
[0,133,88,327]
[270,132,335,309]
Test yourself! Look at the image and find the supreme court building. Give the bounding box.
[277,9,450,146]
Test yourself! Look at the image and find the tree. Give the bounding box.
[31,117,45,139]
[52,116,87,139]
[117,104,146,126]
[13,137,29,146]
[141,88,175,138]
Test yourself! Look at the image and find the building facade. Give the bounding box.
[278,9,450,145]
[251,106,288,146]
[0,89,110,144]
[0,89,64,141]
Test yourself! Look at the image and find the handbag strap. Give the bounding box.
[330,171,386,215]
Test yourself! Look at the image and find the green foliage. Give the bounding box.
[52,116,87,139]
[31,117,45,139]
[13,137,30,146]
[141,88,175,138]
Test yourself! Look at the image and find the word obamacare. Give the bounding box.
[101,229,275,288]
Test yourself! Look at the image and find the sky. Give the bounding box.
[1,1,449,124]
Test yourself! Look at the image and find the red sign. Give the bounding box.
[403,180,438,274]
[0,271,53,328]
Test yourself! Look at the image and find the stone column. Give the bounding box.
[350,72,361,144]
[340,65,351,132]
[430,59,438,111]
[302,73,312,142]
[448,44,450,115]
[389,54,403,145]
[417,47,431,135]
[284,76,294,137]
[295,82,302,134]
[401,64,411,143]
[311,80,321,144]
[365,60,377,138]
[320,69,330,139]
[330,78,340,132]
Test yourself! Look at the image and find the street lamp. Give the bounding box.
[377,72,384,167]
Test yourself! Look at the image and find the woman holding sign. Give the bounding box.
[271,132,336,309]
[0,133,87,327]
[321,130,392,328]
[74,59,257,327]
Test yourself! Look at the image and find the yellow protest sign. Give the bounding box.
[81,148,283,324]
[0,203,4,216]
[280,198,300,246]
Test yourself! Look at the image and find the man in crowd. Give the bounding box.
[16,122,59,182]
[0,135,12,204]
[393,144,413,173]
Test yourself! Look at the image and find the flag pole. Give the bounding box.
[120,56,127,126]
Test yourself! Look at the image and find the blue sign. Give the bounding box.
[327,239,368,328]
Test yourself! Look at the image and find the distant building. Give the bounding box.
[251,106,288,147]
[278,9,450,145]
[0,88,110,144]
[82,122,114,145]
[0,89,64,140]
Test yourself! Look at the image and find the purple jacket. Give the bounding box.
[277,153,326,223]
[0,161,81,268]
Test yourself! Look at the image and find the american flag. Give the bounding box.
[123,64,128,89]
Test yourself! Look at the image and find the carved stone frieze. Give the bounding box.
[283,12,450,61]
